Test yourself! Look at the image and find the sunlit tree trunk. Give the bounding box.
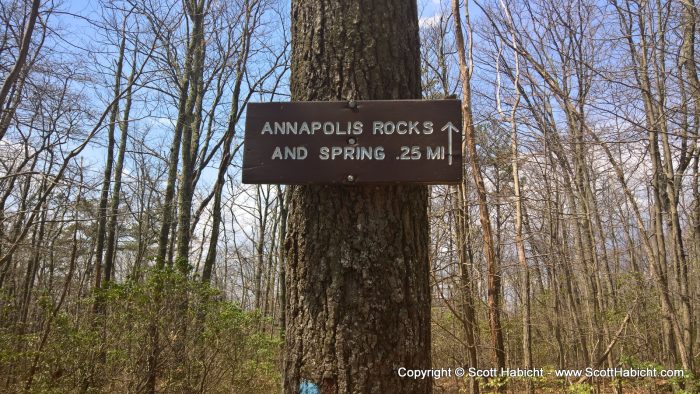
[453,0,506,382]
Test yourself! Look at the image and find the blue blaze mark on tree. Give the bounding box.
[299,380,319,393]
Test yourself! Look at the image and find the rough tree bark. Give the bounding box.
[283,1,431,393]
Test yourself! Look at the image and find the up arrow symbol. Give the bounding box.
[441,122,460,165]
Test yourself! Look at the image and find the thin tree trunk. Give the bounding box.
[502,20,533,391]
[454,184,479,394]
[174,0,206,273]
[0,0,41,141]
[24,169,83,390]
[277,186,289,339]
[254,185,270,310]
[104,48,135,284]
[201,0,254,283]
[92,32,126,311]
[148,1,203,389]
[452,0,506,380]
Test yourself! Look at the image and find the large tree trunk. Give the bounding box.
[283,1,431,393]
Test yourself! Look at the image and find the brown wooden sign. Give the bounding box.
[242,99,462,184]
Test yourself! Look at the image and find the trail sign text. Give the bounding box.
[242,100,462,184]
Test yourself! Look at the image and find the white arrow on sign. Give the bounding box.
[441,121,460,165]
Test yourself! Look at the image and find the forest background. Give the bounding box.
[0,0,699,392]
